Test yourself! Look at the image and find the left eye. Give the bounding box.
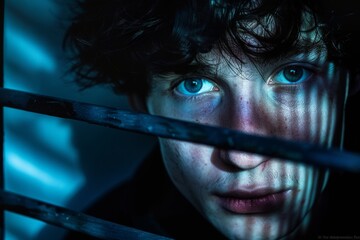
[269,65,312,84]
[175,78,218,96]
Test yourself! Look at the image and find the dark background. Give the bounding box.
[3,1,156,239]
[3,0,360,239]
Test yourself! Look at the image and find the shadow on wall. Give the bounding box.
[3,0,156,239]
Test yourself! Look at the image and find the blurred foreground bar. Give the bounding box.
[0,190,173,240]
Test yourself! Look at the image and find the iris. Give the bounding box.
[283,66,304,83]
[184,79,203,93]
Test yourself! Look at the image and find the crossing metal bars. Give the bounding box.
[1,87,360,239]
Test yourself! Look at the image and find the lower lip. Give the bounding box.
[217,190,291,214]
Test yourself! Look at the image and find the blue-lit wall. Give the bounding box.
[3,1,156,239]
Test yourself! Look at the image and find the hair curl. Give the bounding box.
[63,0,359,96]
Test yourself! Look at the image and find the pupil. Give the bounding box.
[184,79,203,93]
[284,66,303,82]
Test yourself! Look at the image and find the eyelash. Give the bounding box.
[169,63,319,99]
[173,78,219,97]
[266,63,318,85]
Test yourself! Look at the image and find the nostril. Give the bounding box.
[219,150,268,170]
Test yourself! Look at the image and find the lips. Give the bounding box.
[215,188,293,214]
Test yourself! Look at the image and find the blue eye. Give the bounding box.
[270,65,312,84]
[175,78,218,96]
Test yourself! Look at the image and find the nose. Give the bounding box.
[219,150,268,170]
[218,81,270,170]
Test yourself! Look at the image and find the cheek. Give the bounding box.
[265,71,347,146]
[266,89,340,146]
[274,162,326,229]
[148,95,221,123]
[158,139,217,192]
[294,165,326,224]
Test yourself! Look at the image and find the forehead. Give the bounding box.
[195,33,327,77]
[152,6,327,79]
[210,10,326,64]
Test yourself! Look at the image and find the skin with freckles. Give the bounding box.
[63,0,360,239]
[142,22,349,239]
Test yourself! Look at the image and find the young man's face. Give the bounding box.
[144,19,349,239]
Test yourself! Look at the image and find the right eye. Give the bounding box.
[267,64,314,85]
[175,78,219,96]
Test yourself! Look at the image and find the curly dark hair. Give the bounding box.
[63,0,360,96]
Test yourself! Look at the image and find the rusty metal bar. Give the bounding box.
[1,87,360,173]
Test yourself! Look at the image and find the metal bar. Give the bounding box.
[0,190,173,240]
[1,87,360,172]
